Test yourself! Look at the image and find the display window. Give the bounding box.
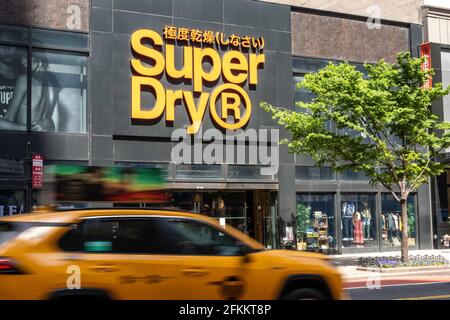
[341,193,377,249]
[296,193,336,252]
[381,193,417,248]
[0,190,25,216]
[168,190,277,249]
[171,191,248,234]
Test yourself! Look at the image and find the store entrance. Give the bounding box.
[170,190,276,247]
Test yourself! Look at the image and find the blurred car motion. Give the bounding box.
[0,208,344,300]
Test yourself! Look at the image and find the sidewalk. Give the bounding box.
[330,249,450,282]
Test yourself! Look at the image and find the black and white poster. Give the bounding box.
[0,36,87,133]
[0,44,26,131]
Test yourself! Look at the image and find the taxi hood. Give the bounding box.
[262,249,333,263]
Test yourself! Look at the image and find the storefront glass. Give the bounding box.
[341,193,377,249]
[381,193,417,248]
[264,192,278,249]
[172,191,247,234]
[0,190,25,216]
[296,193,336,252]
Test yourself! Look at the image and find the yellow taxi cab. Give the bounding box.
[0,208,344,300]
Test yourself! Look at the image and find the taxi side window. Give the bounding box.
[113,219,164,254]
[58,224,83,252]
[59,218,168,254]
[159,218,248,256]
[58,217,249,255]
[58,219,113,252]
[82,219,115,252]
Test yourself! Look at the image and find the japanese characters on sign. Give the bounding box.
[420,42,432,89]
[162,26,265,51]
[130,26,266,134]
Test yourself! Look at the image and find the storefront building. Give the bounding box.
[0,0,438,254]
[421,4,450,249]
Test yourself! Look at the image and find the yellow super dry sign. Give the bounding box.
[130,27,265,134]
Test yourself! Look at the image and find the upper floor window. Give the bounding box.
[0,25,88,134]
[296,166,336,181]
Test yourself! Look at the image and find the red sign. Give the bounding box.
[32,154,44,189]
[420,42,432,89]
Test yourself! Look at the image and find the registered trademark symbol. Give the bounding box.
[209,83,252,130]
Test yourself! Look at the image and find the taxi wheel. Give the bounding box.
[285,288,327,300]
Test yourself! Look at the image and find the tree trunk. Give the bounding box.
[400,198,409,263]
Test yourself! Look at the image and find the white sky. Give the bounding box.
[424,0,450,9]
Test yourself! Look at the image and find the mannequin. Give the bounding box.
[361,201,371,239]
[352,211,364,245]
[387,212,395,242]
[342,201,355,240]
[393,213,401,240]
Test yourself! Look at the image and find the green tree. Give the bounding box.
[262,52,450,262]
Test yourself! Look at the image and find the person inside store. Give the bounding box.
[213,197,226,218]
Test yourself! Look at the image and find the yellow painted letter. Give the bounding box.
[130,29,165,77]
[249,53,265,85]
[183,91,210,134]
[165,44,193,80]
[166,89,184,121]
[222,51,248,84]
[131,76,165,119]
[193,47,221,92]
[221,92,241,119]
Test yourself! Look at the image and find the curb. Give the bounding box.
[342,269,450,281]
[355,265,450,273]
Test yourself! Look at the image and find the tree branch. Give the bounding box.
[406,156,431,194]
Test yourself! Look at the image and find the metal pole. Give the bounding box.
[25,27,32,213]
